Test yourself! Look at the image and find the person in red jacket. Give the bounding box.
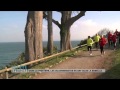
[99,35,107,56]
[112,33,117,50]
[114,29,119,38]
[107,32,113,48]
[118,32,120,45]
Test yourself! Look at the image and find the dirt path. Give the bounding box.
[33,48,114,79]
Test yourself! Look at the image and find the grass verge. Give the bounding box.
[97,48,120,79]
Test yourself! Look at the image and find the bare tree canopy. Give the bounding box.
[43,11,86,51]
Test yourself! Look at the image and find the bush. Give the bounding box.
[80,39,87,45]
[6,52,25,68]
[43,46,58,55]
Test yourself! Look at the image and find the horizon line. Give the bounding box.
[0,40,81,43]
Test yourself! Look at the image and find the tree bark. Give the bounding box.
[24,11,43,62]
[60,26,72,51]
[47,11,53,54]
[60,11,72,51]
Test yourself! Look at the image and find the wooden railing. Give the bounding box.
[0,44,87,79]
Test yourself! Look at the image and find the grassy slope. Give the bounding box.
[97,47,120,79]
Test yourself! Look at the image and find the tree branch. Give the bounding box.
[52,19,61,28]
[43,11,47,19]
[43,11,61,28]
[66,11,86,26]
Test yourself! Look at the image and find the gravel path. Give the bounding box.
[33,48,113,79]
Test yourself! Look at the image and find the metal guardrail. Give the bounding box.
[0,44,87,79]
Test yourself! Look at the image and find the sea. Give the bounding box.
[0,41,80,68]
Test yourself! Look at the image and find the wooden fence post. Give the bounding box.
[5,67,8,79]
[56,47,58,60]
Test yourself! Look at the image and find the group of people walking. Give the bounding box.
[87,29,120,56]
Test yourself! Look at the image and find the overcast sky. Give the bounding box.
[0,11,120,42]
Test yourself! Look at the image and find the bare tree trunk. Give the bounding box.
[60,11,72,51]
[60,26,72,51]
[24,11,43,62]
[47,11,53,55]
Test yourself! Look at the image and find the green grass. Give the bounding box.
[111,49,120,66]
[97,48,120,79]
[9,46,86,79]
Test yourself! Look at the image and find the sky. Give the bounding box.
[0,11,120,42]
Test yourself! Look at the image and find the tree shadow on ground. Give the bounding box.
[83,49,99,51]
[96,63,120,79]
[73,54,100,58]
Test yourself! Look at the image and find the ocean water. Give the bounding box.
[0,41,80,67]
